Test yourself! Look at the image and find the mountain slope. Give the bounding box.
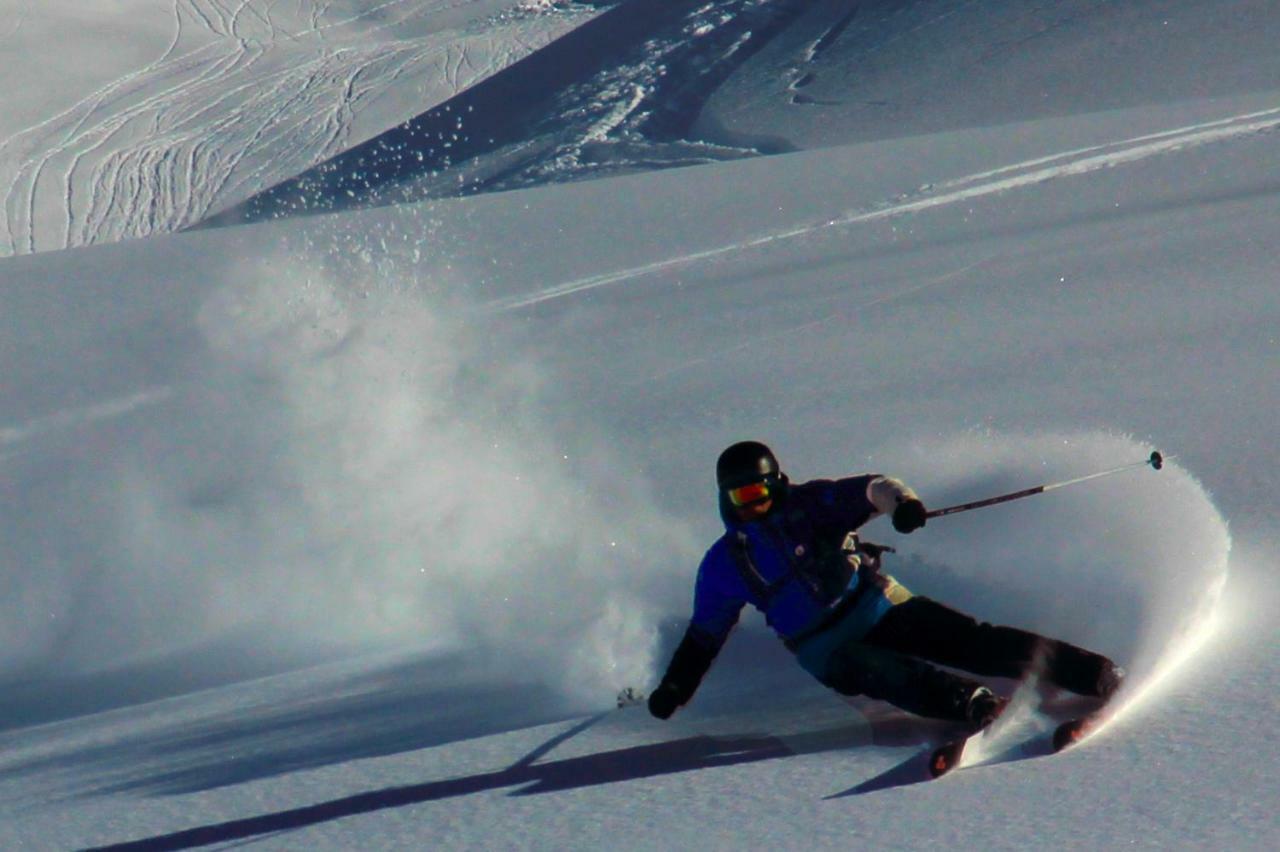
[1,1,1277,848]
[0,0,600,255]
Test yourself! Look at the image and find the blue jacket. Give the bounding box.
[688,475,905,654]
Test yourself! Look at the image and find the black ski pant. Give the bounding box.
[815,596,1115,722]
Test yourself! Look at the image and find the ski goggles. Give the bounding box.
[726,480,771,507]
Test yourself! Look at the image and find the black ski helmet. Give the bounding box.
[716,441,783,490]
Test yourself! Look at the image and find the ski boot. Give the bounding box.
[1095,662,1126,701]
[965,685,1009,731]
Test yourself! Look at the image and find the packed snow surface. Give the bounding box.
[0,0,1277,849]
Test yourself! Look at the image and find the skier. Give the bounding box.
[647,441,1124,730]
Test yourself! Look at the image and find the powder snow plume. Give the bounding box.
[875,430,1230,697]
[0,251,697,704]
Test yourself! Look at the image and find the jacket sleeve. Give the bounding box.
[688,544,746,648]
[865,475,920,518]
[813,474,921,530]
[656,625,723,706]
[658,546,745,705]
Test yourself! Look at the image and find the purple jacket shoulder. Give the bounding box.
[688,474,906,648]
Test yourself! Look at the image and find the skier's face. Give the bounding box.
[727,480,774,521]
[734,499,774,522]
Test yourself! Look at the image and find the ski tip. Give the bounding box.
[615,687,647,709]
[928,741,966,779]
[1052,716,1099,752]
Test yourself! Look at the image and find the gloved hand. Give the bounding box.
[892,498,928,533]
[647,682,684,720]
[857,540,896,559]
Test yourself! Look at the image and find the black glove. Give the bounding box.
[892,498,928,533]
[648,682,683,720]
[648,627,721,719]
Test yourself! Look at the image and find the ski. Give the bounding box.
[927,694,1012,779]
[928,736,972,778]
[1051,707,1113,752]
[1050,681,1124,752]
[615,687,647,709]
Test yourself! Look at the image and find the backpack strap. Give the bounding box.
[728,531,791,607]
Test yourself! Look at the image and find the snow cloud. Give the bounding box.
[1,247,696,704]
[877,430,1231,691]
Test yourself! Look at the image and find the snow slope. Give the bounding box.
[1,1,1278,849]
[0,0,600,256]
[698,0,1280,148]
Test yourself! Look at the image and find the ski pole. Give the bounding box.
[925,450,1166,520]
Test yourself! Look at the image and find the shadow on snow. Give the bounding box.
[89,707,957,851]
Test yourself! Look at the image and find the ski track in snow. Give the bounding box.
[491,104,1280,310]
[0,2,31,44]
[0,388,175,458]
[0,0,589,255]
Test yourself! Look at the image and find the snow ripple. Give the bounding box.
[491,103,1280,310]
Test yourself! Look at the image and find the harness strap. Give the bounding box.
[729,519,843,610]
[729,531,789,606]
[783,538,899,652]
[783,580,876,652]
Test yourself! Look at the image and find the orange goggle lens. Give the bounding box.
[727,481,770,507]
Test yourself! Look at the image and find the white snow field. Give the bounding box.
[1,0,1278,849]
[0,0,600,256]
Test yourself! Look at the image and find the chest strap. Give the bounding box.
[729,528,828,608]
[729,531,789,607]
